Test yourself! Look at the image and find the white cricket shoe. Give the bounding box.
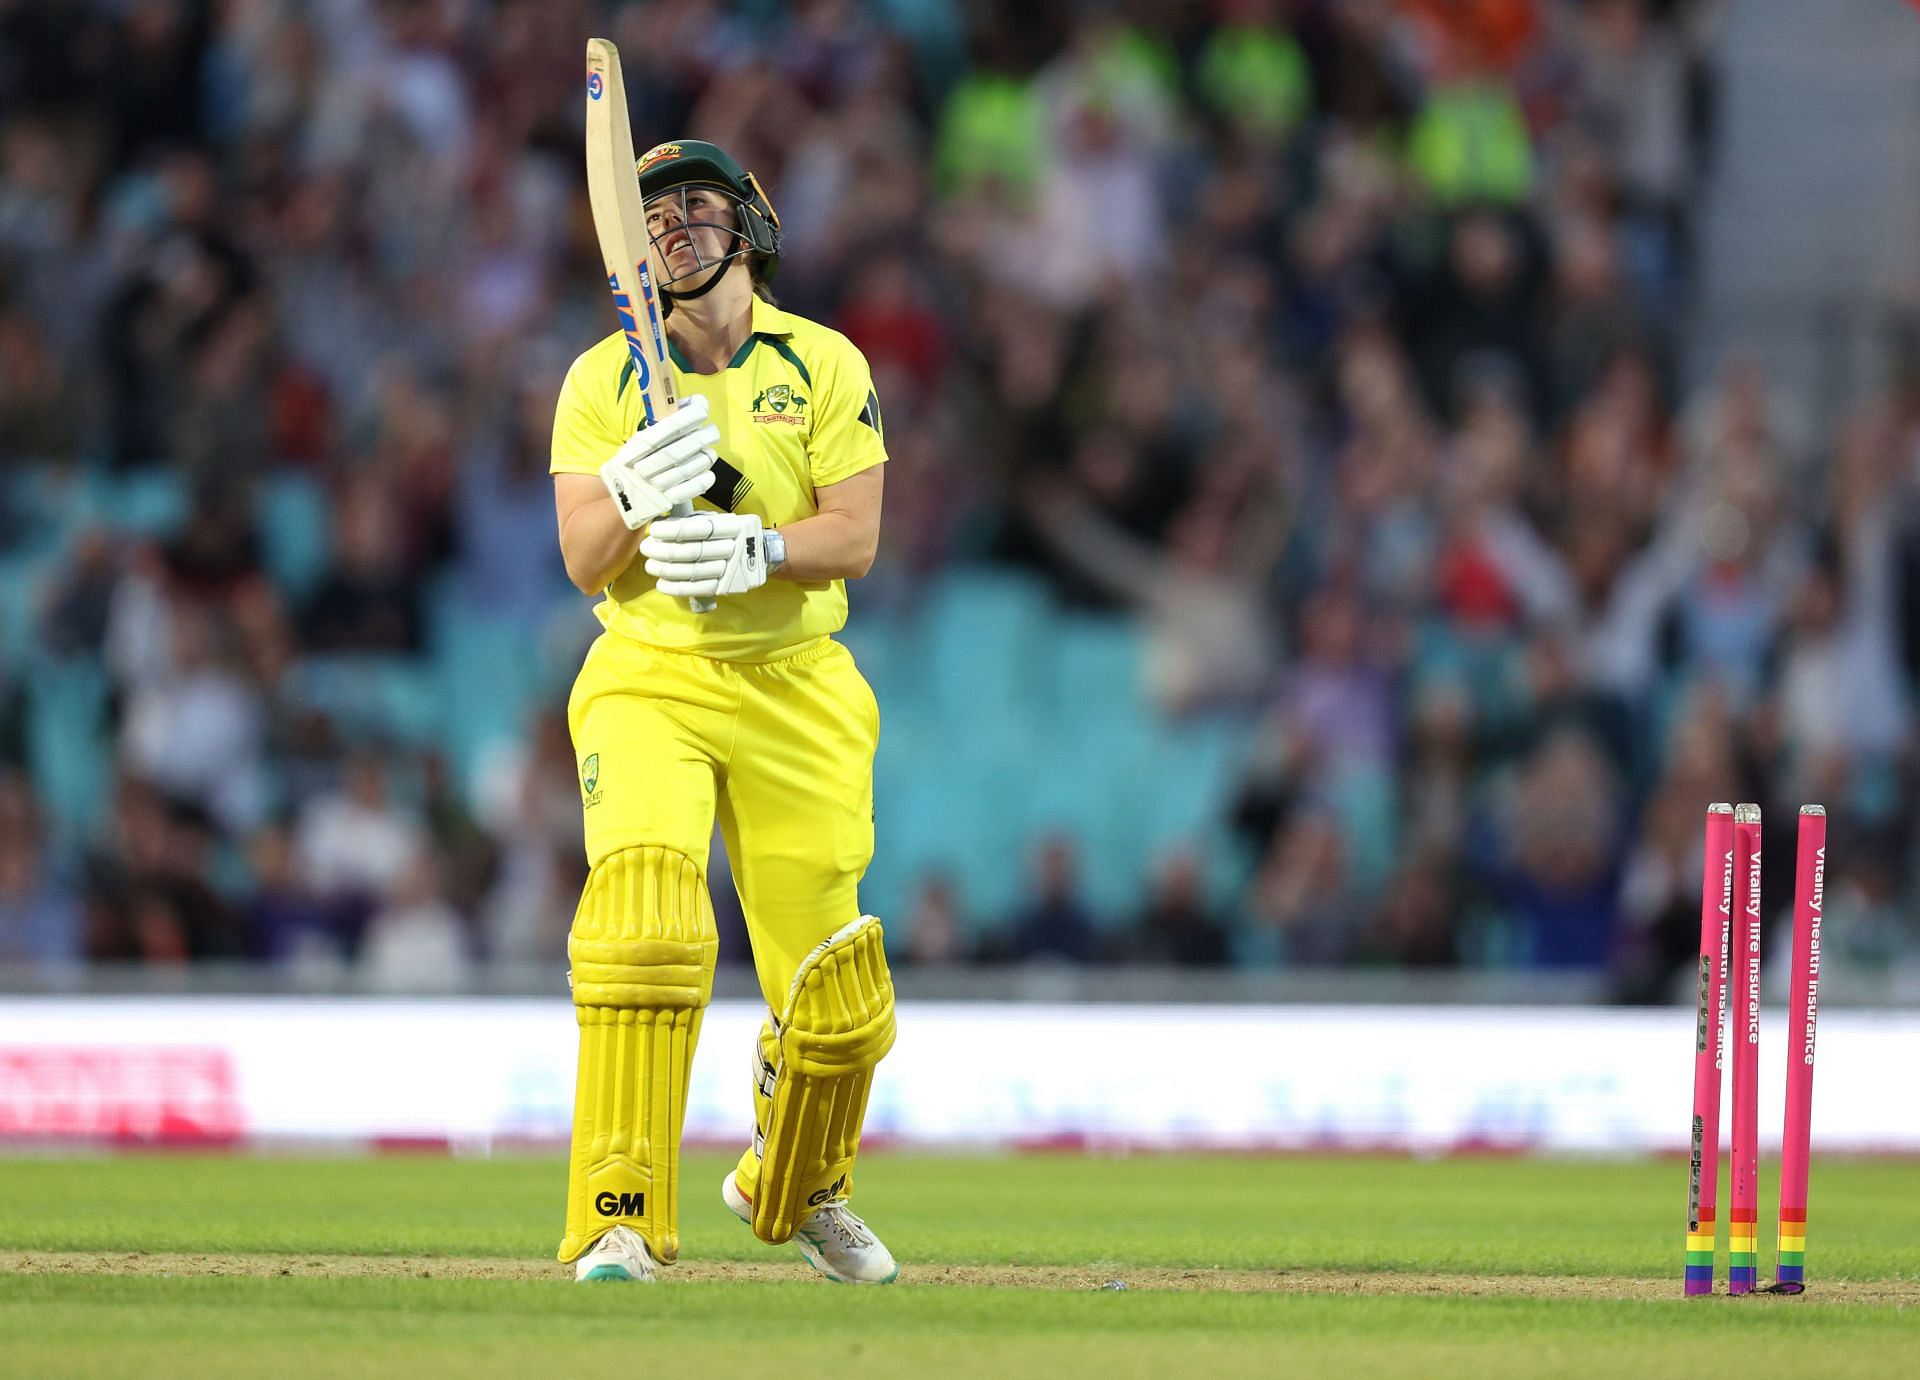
[723,1172,899,1285]
[574,1225,658,1283]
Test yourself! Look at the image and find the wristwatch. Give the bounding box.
[764,529,787,572]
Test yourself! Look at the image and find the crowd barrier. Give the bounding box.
[4,999,1918,1152]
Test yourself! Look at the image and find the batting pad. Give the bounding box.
[558,846,717,1264]
[751,915,896,1244]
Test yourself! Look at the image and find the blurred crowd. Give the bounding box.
[2,0,1917,995]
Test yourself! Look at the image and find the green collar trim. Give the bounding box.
[616,305,808,393]
[649,331,809,386]
[761,336,812,388]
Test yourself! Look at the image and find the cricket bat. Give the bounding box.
[584,37,715,613]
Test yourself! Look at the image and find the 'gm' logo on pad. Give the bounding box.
[595,1190,644,1216]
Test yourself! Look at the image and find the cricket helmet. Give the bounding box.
[635,138,782,296]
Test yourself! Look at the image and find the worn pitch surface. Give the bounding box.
[4,1153,1917,1377]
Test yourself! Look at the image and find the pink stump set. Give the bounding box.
[1683,803,1826,1297]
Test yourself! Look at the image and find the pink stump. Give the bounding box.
[1728,804,1762,1294]
[1685,804,1736,1295]
[1774,805,1825,1293]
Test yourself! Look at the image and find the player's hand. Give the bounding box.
[641,512,768,599]
[599,394,720,530]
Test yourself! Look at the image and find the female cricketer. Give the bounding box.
[548,140,896,1285]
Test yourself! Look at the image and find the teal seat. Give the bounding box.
[0,553,50,663]
[86,467,187,538]
[834,619,899,725]
[865,591,1259,940]
[1049,654,1158,806]
[868,764,962,919]
[1325,762,1396,895]
[376,658,442,746]
[1081,828,1148,924]
[1142,717,1252,847]
[286,654,441,748]
[1137,717,1256,907]
[918,568,1051,725]
[999,705,1150,928]
[870,734,1036,933]
[1047,615,1144,727]
[10,464,103,560]
[26,657,112,839]
[257,471,332,602]
[436,605,542,789]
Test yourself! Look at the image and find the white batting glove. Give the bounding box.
[641,512,769,599]
[599,394,720,530]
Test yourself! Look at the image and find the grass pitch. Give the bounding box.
[4,1152,1918,1377]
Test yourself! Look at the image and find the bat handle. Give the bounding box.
[671,498,717,614]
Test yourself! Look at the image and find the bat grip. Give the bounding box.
[671,498,717,614]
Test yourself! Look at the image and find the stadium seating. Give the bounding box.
[1,457,1250,944]
[860,574,1252,936]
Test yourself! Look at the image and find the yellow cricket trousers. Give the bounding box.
[566,631,879,1017]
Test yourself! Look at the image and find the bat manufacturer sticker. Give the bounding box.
[586,71,604,100]
[606,272,656,423]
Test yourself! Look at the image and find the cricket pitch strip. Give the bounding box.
[8,1251,1919,1302]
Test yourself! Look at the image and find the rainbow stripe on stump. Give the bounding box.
[1729,1209,1759,1293]
[1682,801,1826,1298]
[1685,1206,1717,1295]
[1775,1209,1807,1290]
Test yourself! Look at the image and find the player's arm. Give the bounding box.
[551,361,718,594]
[555,473,643,594]
[771,332,887,582]
[771,464,883,582]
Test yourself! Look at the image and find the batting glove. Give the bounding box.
[641,512,769,599]
[599,394,720,530]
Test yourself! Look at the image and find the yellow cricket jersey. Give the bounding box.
[551,295,887,662]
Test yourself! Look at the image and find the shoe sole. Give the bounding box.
[723,1172,897,1285]
[577,1264,648,1282]
[811,1258,900,1285]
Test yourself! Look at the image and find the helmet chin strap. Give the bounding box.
[649,184,762,314]
[661,255,737,307]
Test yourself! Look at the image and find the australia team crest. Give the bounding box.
[750,383,808,425]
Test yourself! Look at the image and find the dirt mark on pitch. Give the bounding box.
[7,1251,1920,1302]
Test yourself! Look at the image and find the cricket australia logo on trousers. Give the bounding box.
[580,754,603,808]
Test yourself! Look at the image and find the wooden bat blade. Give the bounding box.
[585,37,713,612]
[584,36,676,425]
